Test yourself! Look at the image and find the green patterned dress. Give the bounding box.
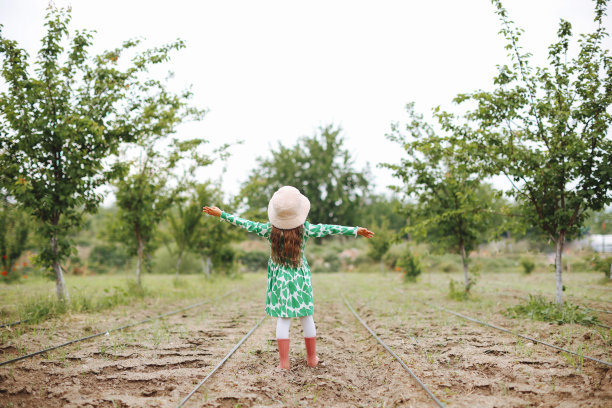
[220,211,358,317]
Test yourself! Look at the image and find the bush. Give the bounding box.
[520,258,535,274]
[240,250,269,271]
[397,248,421,282]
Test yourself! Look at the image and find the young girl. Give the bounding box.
[203,185,374,370]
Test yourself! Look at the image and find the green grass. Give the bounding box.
[504,295,600,326]
[0,273,245,326]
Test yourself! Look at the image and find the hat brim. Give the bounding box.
[268,193,310,229]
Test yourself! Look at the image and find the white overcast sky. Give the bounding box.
[1,0,610,204]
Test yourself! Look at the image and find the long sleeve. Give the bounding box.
[220,212,272,238]
[304,222,358,238]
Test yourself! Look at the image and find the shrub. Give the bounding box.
[240,250,269,271]
[520,258,536,274]
[397,248,421,282]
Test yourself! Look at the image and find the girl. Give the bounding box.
[203,185,374,370]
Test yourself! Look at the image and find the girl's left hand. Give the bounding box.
[357,227,375,238]
[203,206,222,217]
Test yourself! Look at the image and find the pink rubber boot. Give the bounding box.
[277,339,290,369]
[304,337,319,367]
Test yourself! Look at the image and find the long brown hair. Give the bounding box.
[270,225,304,268]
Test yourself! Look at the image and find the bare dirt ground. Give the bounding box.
[1,273,612,407]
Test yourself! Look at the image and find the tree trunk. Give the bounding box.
[379,259,385,274]
[136,235,144,288]
[609,259,611,281]
[205,256,212,277]
[175,252,183,278]
[460,241,469,293]
[51,236,69,301]
[555,231,566,305]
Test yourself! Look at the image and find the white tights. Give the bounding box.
[276,315,316,339]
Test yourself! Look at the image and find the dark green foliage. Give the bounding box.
[239,125,369,226]
[239,251,269,271]
[398,249,421,282]
[520,258,536,274]
[505,295,600,326]
[88,243,130,273]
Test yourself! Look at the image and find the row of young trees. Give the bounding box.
[383,0,612,304]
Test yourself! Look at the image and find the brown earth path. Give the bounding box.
[182,296,437,408]
[2,272,612,407]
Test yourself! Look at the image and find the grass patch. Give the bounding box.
[18,283,147,324]
[448,279,469,301]
[504,295,600,326]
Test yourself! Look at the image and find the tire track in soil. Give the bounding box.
[183,298,435,408]
[353,297,612,408]
[0,288,265,408]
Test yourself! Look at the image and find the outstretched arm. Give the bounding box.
[203,206,271,238]
[304,222,375,239]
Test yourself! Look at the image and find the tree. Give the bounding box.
[109,164,174,286]
[106,62,208,287]
[0,7,187,299]
[239,125,370,227]
[366,219,394,273]
[194,183,242,276]
[381,104,505,294]
[454,0,612,303]
[359,194,408,234]
[165,192,203,278]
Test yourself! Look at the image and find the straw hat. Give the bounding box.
[267,186,310,229]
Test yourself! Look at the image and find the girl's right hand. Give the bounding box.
[357,227,375,238]
[202,206,222,217]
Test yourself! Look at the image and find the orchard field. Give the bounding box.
[1,266,611,407]
[2,0,612,407]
